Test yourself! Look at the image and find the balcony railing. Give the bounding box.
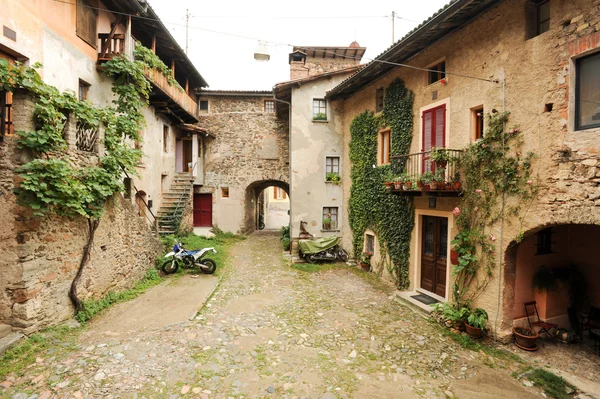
[388,149,463,196]
[143,67,198,121]
[98,33,126,62]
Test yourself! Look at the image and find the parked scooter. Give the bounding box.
[298,236,348,263]
[162,242,217,274]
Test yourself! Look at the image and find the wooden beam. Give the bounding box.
[152,36,157,53]
[185,79,189,94]
[100,15,123,59]
[171,60,175,77]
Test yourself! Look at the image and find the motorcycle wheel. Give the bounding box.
[307,254,318,263]
[161,259,179,274]
[258,222,265,230]
[199,258,217,274]
[338,249,349,262]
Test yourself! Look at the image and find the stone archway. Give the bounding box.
[243,180,290,233]
[501,223,600,336]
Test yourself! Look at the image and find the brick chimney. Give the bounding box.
[289,42,366,80]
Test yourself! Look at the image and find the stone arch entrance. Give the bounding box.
[501,223,600,336]
[244,180,290,233]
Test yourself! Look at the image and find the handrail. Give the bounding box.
[390,148,463,182]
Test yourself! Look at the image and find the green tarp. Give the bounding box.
[298,236,339,255]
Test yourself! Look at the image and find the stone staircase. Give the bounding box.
[156,173,194,235]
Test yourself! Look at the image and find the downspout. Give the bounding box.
[272,88,292,254]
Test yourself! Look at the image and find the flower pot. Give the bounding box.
[417,181,423,189]
[430,182,439,190]
[384,182,394,188]
[465,323,483,338]
[423,184,430,191]
[453,181,462,191]
[405,181,413,189]
[394,182,402,190]
[513,327,539,351]
[359,262,370,271]
[450,248,459,265]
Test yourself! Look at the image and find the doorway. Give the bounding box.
[420,215,448,298]
[193,193,212,227]
[183,139,193,172]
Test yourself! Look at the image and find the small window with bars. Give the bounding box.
[323,207,338,230]
[313,99,327,121]
[264,100,275,113]
[427,61,446,85]
[536,228,552,255]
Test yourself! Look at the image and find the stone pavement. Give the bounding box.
[2,232,549,398]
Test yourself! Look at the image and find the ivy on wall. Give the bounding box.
[1,51,152,313]
[349,78,415,288]
[133,42,183,91]
[451,111,536,305]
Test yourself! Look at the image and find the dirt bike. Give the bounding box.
[298,236,348,263]
[161,242,217,274]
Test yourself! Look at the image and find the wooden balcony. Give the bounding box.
[388,149,463,197]
[144,67,199,123]
[98,33,126,62]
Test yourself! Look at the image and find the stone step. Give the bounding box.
[0,324,12,339]
[0,331,23,355]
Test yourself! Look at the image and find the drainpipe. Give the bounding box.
[272,89,292,254]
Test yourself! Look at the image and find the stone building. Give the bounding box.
[326,0,600,340]
[274,43,365,244]
[196,91,289,233]
[0,0,207,334]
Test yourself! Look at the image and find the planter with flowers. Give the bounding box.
[359,251,372,271]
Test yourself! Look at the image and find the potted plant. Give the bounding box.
[359,251,372,271]
[420,172,434,190]
[513,326,539,350]
[465,307,488,338]
[431,169,446,191]
[452,172,462,191]
[383,170,395,190]
[323,215,332,230]
[430,147,452,169]
[313,112,327,121]
[393,175,404,190]
[404,177,414,191]
[326,172,341,185]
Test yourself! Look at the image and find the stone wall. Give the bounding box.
[334,0,600,340]
[291,56,361,80]
[0,90,161,333]
[198,94,289,233]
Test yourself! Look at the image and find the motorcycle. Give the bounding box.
[161,242,217,275]
[298,236,348,263]
[258,213,265,230]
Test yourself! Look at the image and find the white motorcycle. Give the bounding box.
[161,242,217,274]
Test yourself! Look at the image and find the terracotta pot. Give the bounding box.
[513,327,539,350]
[405,181,413,189]
[430,182,439,190]
[417,181,424,188]
[359,262,370,271]
[394,182,402,189]
[450,248,459,265]
[453,181,462,191]
[465,323,483,338]
[384,182,394,188]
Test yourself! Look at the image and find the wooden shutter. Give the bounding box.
[435,106,445,147]
[422,110,433,152]
[77,0,98,49]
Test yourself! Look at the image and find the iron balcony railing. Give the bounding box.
[389,149,463,193]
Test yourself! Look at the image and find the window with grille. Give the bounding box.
[221,187,229,198]
[264,100,275,113]
[427,61,446,85]
[199,100,209,112]
[78,79,90,101]
[323,207,338,230]
[313,99,327,121]
[536,228,552,255]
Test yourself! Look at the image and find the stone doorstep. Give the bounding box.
[0,332,24,355]
[394,291,436,315]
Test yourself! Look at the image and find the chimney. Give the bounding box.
[289,50,308,80]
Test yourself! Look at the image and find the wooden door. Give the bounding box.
[193,193,212,227]
[183,139,193,172]
[422,104,446,172]
[421,216,448,297]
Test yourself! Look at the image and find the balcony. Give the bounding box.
[387,149,463,197]
[98,33,126,62]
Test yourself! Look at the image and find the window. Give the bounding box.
[274,187,287,199]
[76,0,97,48]
[264,100,275,113]
[472,106,484,140]
[536,228,552,255]
[323,207,338,230]
[378,129,391,166]
[376,88,384,113]
[221,187,229,198]
[78,80,90,101]
[422,105,446,170]
[526,0,550,38]
[0,91,13,141]
[365,234,375,254]
[576,52,600,130]
[199,100,209,112]
[163,125,169,152]
[427,61,446,85]
[325,156,340,174]
[313,99,327,121]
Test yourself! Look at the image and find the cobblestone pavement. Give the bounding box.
[3,232,545,399]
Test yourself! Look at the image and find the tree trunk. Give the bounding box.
[69,218,100,314]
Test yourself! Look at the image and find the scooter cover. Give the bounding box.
[298,236,339,255]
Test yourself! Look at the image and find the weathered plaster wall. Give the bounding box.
[198,95,289,233]
[0,92,161,332]
[336,0,600,339]
[290,73,353,241]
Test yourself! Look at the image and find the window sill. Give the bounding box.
[324,180,342,185]
[321,229,340,233]
[425,79,447,89]
[312,119,329,123]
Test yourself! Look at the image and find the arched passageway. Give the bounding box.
[502,224,600,335]
[244,180,290,233]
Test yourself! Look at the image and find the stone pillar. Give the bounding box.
[192,133,199,179]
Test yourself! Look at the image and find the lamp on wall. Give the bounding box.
[254,41,270,62]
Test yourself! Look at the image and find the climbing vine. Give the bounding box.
[1,52,153,313]
[133,42,183,90]
[349,78,415,288]
[451,111,536,305]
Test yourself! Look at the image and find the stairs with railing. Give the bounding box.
[156,173,194,235]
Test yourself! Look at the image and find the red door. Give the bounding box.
[422,104,446,172]
[193,194,212,227]
[421,216,448,298]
